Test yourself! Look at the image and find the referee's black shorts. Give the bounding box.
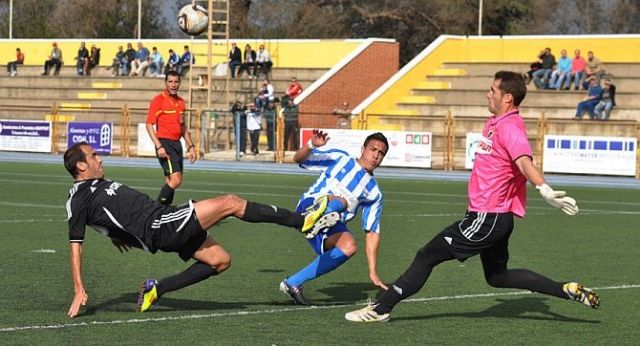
[149,200,207,261]
[157,138,184,176]
[439,211,514,263]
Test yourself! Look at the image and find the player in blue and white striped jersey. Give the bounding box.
[280,130,389,305]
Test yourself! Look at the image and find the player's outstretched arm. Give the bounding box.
[515,156,579,215]
[68,242,88,318]
[293,129,329,163]
[365,231,388,290]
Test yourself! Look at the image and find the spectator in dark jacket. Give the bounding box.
[575,76,602,120]
[228,42,241,78]
[238,44,256,79]
[86,44,100,76]
[594,79,616,120]
[123,43,137,75]
[532,47,556,89]
[164,49,179,74]
[75,42,90,76]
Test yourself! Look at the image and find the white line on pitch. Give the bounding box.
[1,283,638,333]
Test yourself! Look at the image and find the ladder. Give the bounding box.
[188,0,231,150]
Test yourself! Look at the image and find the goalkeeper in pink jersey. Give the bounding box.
[345,71,599,323]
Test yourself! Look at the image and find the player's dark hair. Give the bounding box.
[494,71,527,106]
[364,132,389,154]
[64,142,88,178]
[165,70,181,82]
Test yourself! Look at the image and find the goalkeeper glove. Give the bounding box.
[536,183,579,216]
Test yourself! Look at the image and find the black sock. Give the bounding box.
[240,201,304,229]
[157,184,175,205]
[484,268,566,298]
[157,261,218,296]
[375,237,454,314]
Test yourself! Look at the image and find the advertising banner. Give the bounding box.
[300,129,432,168]
[464,132,484,169]
[0,119,52,153]
[67,122,113,154]
[543,135,637,176]
[137,123,186,157]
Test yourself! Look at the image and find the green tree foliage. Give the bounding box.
[0,0,169,39]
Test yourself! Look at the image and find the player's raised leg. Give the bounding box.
[138,236,229,312]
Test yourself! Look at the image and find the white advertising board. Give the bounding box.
[300,129,432,168]
[464,132,484,169]
[137,123,186,157]
[543,135,637,176]
[0,119,52,153]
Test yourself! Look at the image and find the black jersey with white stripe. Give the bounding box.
[66,178,166,252]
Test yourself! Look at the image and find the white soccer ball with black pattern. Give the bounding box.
[177,4,208,36]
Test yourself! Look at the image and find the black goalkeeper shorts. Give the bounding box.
[439,211,514,263]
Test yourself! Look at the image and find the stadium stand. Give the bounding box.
[0,39,397,156]
[353,35,640,170]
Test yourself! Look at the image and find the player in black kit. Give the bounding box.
[63,142,333,318]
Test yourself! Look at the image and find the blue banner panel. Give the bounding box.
[67,122,113,154]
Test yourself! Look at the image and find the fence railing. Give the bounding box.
[2,104,639,178]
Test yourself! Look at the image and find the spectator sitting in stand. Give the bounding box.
[164,49,179,74]
[532,47,556,90]
[594,79,616,121]
[549,49,571,90]
[75,42,89,76]
[7,48,24,76]
[238,44,256,79]
[106,45,125,76]
[583,51,606,89]
[42,42,64,76]
[228,42,241,78]
[177,45,194,77]
[285,77,303,100]
[255,44,273,79]
[568,49,587,90]
[85,44,100,76]
[523,50,544,85]
[149,47,164,77]
[123,43,137,76]
[256,79,274,111]
[575,76,602,120]
[131,42,150,76]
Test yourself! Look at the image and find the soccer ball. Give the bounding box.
[177,4,208,36]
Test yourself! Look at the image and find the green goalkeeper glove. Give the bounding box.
[536,183,579,216]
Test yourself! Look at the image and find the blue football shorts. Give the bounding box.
[296,196,349,255]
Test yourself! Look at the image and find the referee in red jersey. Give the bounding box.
[146,70,197,205]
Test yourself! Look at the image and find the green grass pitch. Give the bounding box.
[0,161,638,344]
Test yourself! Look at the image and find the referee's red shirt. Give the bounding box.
[146,90,186,141]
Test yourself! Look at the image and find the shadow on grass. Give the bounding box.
[394,297,600,323]
[256,269,285,273]
[82,293,264,316]
[313,282,384,304]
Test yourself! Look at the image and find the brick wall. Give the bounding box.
[298,41,399,129]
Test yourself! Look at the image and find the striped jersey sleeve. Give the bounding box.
[299,148,350,172]
[360,184,383,233]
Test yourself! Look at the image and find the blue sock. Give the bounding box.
[326,199,345,214]
[286,247,349,287]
